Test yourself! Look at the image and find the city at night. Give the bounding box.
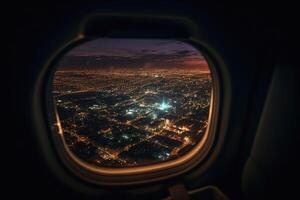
[10,5,298,199]
[53,38,212,168]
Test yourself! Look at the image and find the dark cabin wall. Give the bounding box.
[6,2,298,199]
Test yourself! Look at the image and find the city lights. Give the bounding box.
[158,99,171,111]
[52,38,212,168]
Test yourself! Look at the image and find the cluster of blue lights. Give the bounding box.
[158,98,171,111]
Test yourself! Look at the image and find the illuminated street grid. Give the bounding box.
[53,69,212,167]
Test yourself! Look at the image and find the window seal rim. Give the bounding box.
[32,14,227,187]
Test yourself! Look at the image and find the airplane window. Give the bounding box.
[52,38,213,170]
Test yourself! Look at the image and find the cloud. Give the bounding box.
[58,38,208,71]
[58,49,208,70]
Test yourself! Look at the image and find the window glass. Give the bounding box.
[53,38,212,168]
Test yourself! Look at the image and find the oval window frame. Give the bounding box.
[33,14,225,186]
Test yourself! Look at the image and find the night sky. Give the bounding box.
[58,38,209,71]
